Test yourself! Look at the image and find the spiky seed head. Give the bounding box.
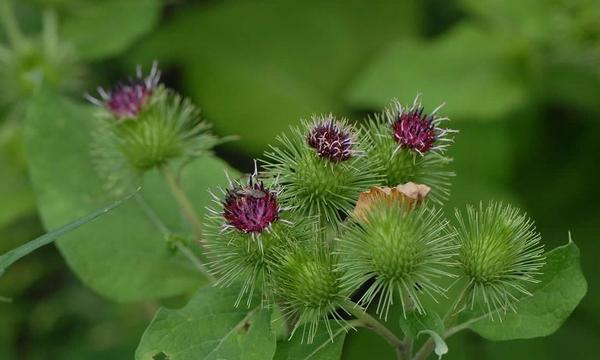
[223,178,279,233]
[86,62,160,119]
[365,97,455,204]
[337,194,457,318]
[271,241,348,343]
[454,202,545,318]
[0,9,81,110]
[205,173,294,306]
[307,118,354,162]
[263,115,381,224]
[90,76,221,194]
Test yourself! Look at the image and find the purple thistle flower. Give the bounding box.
[223,178,279,233]
[85,61,161,119]
[307,118,354,162]
[392,107,438,154]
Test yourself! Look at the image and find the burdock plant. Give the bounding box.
[88,62,224,194]
[178,92,585,360]
[81,87,585,359]
[184,93,576,359]
[2,80,586,360]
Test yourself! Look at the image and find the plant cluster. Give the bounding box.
[89,63,548,358]
[0,62,586,360]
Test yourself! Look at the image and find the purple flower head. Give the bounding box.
[392,107,437,154]
[223,178,279,234]
[85,62,161,119]
[307,118,354,162]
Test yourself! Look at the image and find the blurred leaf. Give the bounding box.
[459,0,551,42]
[445,120,520,212]
[346,23,528,119]
[24,89,237,301]
[136,286,276,360]
[62,0,162,60]
[274,321,346,360]
[0,154,34,229]
[0,188,137,276]
[469,240,587,340]
[460,0,600,46]
[129,0,421,155]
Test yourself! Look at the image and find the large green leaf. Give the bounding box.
[136,286,276,360]
[346,23,528,119]
[469,240,587,340]
[129,0,421,155]
[0,153,34,229]
[0,188,137,276]
[24,89,237,301]
[274,322,347,360]
[62,0,162,60]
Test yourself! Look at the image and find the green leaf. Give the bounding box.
[399,310,444,338]
[399,311,447,359]
[136,286,276,360]
[468,239,587,340]
[129,0,421,155]
[24,89,237,301]
[0,152,34,229]
[62,0,162,60]
[346,23,528,119]
[0,188,137,276]
[273,322,346,360]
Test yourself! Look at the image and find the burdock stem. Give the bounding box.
[135,196,214,282]
[412,282,471,360]
[161,165,206,249]
[345,301,409,360]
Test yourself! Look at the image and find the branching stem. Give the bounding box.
[135,196,214,282]
[161,165,206,249]
[412,281,471,360]
[345,301,409,360]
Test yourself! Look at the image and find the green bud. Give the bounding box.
[271,240,348,342]
[263,115,381,225]
[91,86,220,194]
[337,199,457,318]
[454,202,545,317]
[364,98,455,204]
[0,9,81,110]
[204,174,292,306]
[206,221,294,307]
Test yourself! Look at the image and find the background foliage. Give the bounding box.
[0,0,598,359]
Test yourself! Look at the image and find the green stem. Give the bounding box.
[161,165,206,249]
[345,301,409,360]
[443,314,487,339]
[173,241,214,282]
[412,281,471,360]
[135,196,214,282]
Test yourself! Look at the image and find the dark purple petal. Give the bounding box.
[392,108,437,153]
[86,62,161,119]
[307,119,353,162]
[223,179,279,233]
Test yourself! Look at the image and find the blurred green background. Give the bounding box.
[0,0,598,359]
